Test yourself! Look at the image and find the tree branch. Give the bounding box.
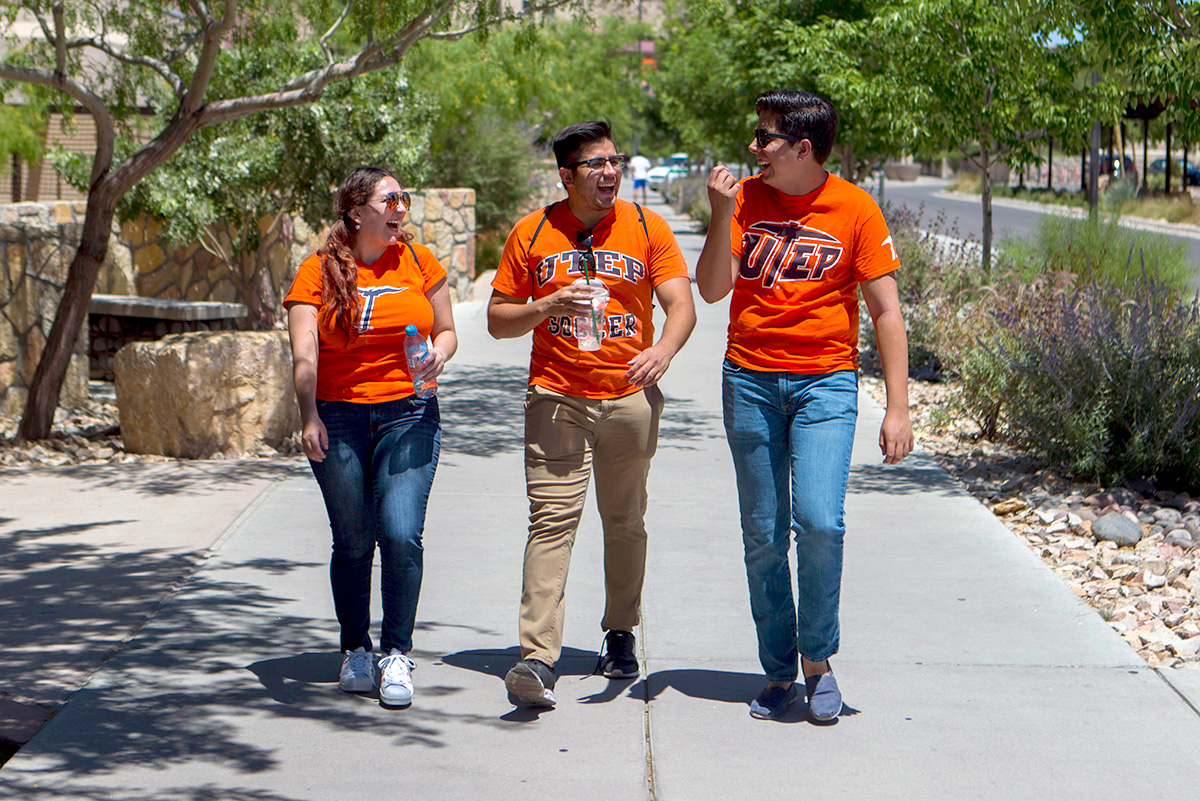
[428,0,576,40]
[76,36,187,97]
[199,0,455,126]
[52,3,67,74]
[32,7,55,48]
[181,0,237,117]
[0,62,115,188]
[197,227,233,270]
[1163,0,1194,37]
[320,1,355,66]
[186,0,215,26]
[277,0,450,94]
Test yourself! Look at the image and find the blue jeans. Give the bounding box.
[309,396,441,655]
[722,361,858,682]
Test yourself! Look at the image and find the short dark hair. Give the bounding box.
[553,121,615,168]
[755,90,838,165]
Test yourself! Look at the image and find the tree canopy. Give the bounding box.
[0,0,577,441]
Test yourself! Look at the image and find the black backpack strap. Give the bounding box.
[405,241,420,266]
[527,202,558,252]
[633,202,650,243]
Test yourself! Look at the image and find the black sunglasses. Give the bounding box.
[378,190,411,211]
[754,129,802,149]
[565,154,629,171]
[576,229,595,277]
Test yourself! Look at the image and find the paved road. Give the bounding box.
[872,177,1200,278]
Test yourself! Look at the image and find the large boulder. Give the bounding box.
[115,330,299,458]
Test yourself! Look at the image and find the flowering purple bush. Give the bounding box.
[962,272,1200,489]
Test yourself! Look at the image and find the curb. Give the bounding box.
[937,190,1200,241]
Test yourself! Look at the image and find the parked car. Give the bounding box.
[647,152,690,192]
[1148,158,1200,185]
[1098,153,1135,176]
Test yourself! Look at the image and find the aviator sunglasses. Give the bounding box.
[754,128,802,149]
[378,190,411,211]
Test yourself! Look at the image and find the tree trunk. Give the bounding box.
[1087,119,1101,211]
[17,110,205,441]
[1166,122,1173,195]
[245,254,280,329]
[980,142,993,277]
[1047,136,1053,190]
[838,144,856,184]
[17,190,118,442]
[1143,119,1149,193]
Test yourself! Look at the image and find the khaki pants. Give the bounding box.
[519,383,665,666]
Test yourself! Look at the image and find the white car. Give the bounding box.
[646,153,690,192]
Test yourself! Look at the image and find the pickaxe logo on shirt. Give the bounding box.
[739,222,845,287]
[358,286,408,331]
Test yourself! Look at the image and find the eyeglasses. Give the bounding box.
[564,154,629,171]
[377,190,411,211]
[754,129,801,149]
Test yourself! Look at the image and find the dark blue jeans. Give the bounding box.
[722,361,858,682]
[309,396,441,655]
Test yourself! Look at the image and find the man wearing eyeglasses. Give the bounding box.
[488,120,696,708]
[696,90,913,723]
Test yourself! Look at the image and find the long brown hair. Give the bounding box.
[317,166,414,344]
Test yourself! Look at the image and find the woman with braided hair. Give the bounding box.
[285,166,457,708]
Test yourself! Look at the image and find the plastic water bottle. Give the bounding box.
[404,324,437,398]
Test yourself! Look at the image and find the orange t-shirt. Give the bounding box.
[493,200,689,398]
[727,173,899,374]
[284,242,446,403]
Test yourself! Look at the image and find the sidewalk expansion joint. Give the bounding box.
[640,627,656,801]
[1154,668,1200,719]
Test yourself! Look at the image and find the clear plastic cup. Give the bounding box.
[572,279,610,351]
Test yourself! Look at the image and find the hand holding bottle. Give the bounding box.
[404,324,438,398]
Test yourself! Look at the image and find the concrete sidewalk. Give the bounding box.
[3,189,1200,799]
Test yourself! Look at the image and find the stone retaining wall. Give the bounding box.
[0,189,475,416]
[0,202,90,417]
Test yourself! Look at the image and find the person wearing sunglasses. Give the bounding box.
[285,166,457,709]
[488,121,696,708]
[696,90,913,722]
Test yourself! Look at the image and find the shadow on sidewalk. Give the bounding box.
[1,460,306,497]
[0,552,341,782]
[442,646,601,680]
[438,368,724,453]
[658,393,724,449]
[438,365,528,458]
[0,525,202,706]
[637,669,860,725]
[849,458,961,496]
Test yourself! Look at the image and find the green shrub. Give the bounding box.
[425,108,536,240]
[861,202,985,379]
[1101,176,1138,213]
[995,212,1191,293]
[952,271,1200,489]
[947,173,981,194]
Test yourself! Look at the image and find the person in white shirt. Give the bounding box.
[629,152,652,205]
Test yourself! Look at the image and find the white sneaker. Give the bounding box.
[339,647,375,693]
[379,651,416,708]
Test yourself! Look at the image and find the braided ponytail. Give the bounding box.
[317,167,397,346]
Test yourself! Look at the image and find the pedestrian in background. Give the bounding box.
[696,90,913,722]
[285,166,457,709]
[629,151,652,205]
